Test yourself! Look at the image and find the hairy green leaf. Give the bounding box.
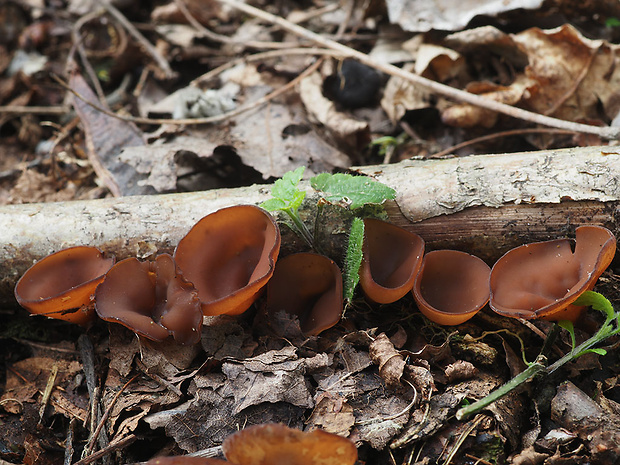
[343,217,364,305]
[310,173,396,209]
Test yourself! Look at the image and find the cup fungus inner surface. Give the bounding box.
[174,205,280,316]
[360,218,424,303]
[95,254,202,344]
[223,423,357,465]
[15,246,114,323]
[264,253,343,336]
[413,250,490,325]
[490,225,616,320]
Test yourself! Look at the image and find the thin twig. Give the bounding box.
[218,0,620,140]
[0,105,69,115]
[191,47,347,87]
[56,56,322,126]
[430,128,578,158]
[73,434,137,465]
[84,374,139,456]
[38,364,58,423]
[100,0,174,78]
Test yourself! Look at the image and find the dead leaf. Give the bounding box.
[221,346,329,414]
[385,0,544,32]
[369,332,405,389]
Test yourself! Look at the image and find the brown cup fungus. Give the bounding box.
[490,225,616,322]
[145,458,228,465]
[174,205,280,316]
[15,246,114,324]
[413,250,491,325]
[95,254,203,344]
[223,423,358,465]
[360,218,425,304]
[264,253,343,336]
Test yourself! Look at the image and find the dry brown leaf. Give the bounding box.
[369,332,405,389]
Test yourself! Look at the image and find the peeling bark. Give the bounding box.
[1,145,619,304]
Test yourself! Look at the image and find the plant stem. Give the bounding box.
[456,315,620,420]
[284,209,315,248]
[455,356,547,420]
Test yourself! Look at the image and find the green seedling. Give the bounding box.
[457,290,620,420]
[261,169,396,303]
[260,166,313,247]
[369,133,408,158]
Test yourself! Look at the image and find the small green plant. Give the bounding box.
[456,290,620,420]
[260,168,396,303]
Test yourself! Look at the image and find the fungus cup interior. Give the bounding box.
[95,254,203,344]
[14,246,114,324]
[490,225,616,321]
[263,253,343,336]
[174,205,280,316]
[222,423,358,465]
[413,250,491,325]
[360,218,425,304]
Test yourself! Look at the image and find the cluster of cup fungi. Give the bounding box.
[14,204,617,343]
[12,204,617,464]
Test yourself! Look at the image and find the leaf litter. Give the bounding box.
[2,0,620,464]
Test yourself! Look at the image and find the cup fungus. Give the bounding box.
[489,225,616,321]
[14,246,114,324]
[174,205,280,316]
[222,423,358,465]
[95,254,203,344]
[145,457,228,465]
[263,253,343,336]
[359,218,425,304]
[413,250,491,325]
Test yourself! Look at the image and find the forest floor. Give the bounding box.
[2,1,620,464]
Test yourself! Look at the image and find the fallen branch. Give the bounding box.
[0,146,618,304]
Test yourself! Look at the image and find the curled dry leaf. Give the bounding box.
[369,332,405,389]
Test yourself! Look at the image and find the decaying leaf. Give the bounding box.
[369,332,406,389]
[222,347,329,414]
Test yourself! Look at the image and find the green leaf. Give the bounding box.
[260,166,306,213]
[343,217,364,305]
[573,291,615,320]
[310,173,396,209]
[260,198,287,211]
[558,320,576,350]
[582,348,607,356]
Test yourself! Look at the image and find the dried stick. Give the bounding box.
[1,145,618,305]
[99,0,174,79]
[218,0,620,140]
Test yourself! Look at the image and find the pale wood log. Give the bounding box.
[1,145,619,304]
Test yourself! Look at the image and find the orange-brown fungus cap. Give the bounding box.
[264,253,343,336]
[490,225,616,321]
[95,254,203,344]
[360,218,424,304]
[174,205,280,316]
[413,250,491,325]
[145,457,228,465]
[222,423,357,465]
[14,246,114,324]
